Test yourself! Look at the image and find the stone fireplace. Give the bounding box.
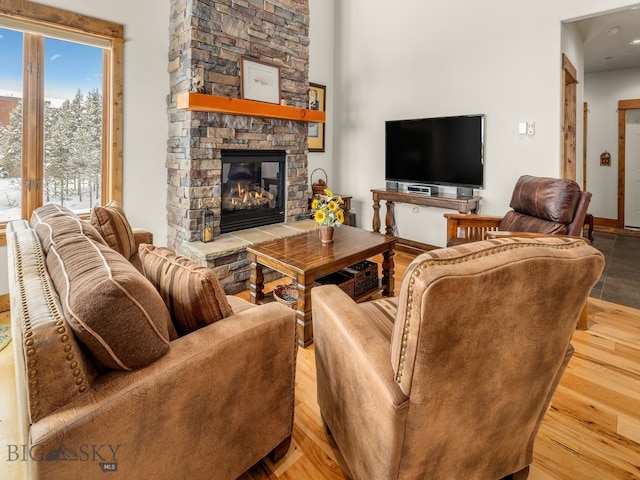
[166,0,311,252]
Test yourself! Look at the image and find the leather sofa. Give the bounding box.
[6,205,297,480]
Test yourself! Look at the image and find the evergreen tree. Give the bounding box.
[0,101,23,177]
[45,97,75,205]
[1,89,102,209]
[79,89,102,206]
[67,90,86,201]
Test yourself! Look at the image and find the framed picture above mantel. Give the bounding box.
[308,83,326,152]
[240,57,281,104]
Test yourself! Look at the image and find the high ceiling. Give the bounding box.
[571,4,640,74]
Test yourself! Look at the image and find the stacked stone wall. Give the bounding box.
[167,0,310,250]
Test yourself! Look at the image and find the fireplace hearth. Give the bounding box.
[220,150,286,233]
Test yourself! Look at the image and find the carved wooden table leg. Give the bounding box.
[382,249,395,296]
[296,276,315,347]
[385,200,395,236]
[372,195,381,233]
[248,254,264,304]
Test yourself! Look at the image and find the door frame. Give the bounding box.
[617,99,640,229]
[561,54,578,181]
[559,57,630,233]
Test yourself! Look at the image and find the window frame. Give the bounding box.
[0,1,123,246]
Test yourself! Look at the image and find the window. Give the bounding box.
[0,2,123,246]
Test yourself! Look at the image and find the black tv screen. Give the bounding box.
[385,114,484,188]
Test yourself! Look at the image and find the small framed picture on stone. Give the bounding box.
[240,57,281,104]
[308,83,326,152]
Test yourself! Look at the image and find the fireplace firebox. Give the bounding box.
[220,150,286,233]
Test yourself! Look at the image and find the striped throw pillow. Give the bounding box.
[139,244,234,336]
[31,204,174,371]
[90,201,136,259]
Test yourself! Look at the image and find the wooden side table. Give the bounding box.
[371,189,481,235]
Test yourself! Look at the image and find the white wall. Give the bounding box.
[308,0,336,201]
[1,0,170,295]
[584,67,640,219]
[332,0,635,247]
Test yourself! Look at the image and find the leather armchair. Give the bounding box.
[311,237,604,480]
[445,175,592,246]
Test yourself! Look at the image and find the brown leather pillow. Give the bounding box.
[90,201,136,259]
[509,175,581,224]
[498,210,568,235]
[139,244,234,336]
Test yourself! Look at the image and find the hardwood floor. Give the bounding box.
[1,250,639,479]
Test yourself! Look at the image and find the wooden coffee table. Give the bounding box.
[247,225,397,347]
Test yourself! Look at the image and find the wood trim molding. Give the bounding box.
[561,54,578,180]
[0,0,122,39]
[394,238,437,255]
[618,106,626,229]
[104,39,124,203]
[176,92,326,123]
[593,216,620,229]
[583,102,588,191]
[562,54,578,82]
[618,99,640,110]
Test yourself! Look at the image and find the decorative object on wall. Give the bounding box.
[240,57,281,104]
[190,65,205,94]
[308,83,326,152]
[600,151,611,166]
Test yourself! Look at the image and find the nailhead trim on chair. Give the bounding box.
[394,238,585,383]
[12,228,89,420]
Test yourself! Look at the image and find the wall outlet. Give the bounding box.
[527,121,535,135]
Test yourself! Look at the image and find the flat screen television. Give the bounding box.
[385,114,484,189]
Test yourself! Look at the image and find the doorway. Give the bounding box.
[625,112,640,229]
[620,102,640,229]
[581,99,640,231]
[564,6,640,234]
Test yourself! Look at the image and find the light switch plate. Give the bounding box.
[518,122,527,135]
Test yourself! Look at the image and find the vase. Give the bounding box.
[319,225,334,246]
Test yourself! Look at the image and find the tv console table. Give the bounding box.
[371,189,481,235]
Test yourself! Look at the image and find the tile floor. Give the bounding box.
[589,231,640,309]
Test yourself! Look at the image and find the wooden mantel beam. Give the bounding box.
[176,92,325,123]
